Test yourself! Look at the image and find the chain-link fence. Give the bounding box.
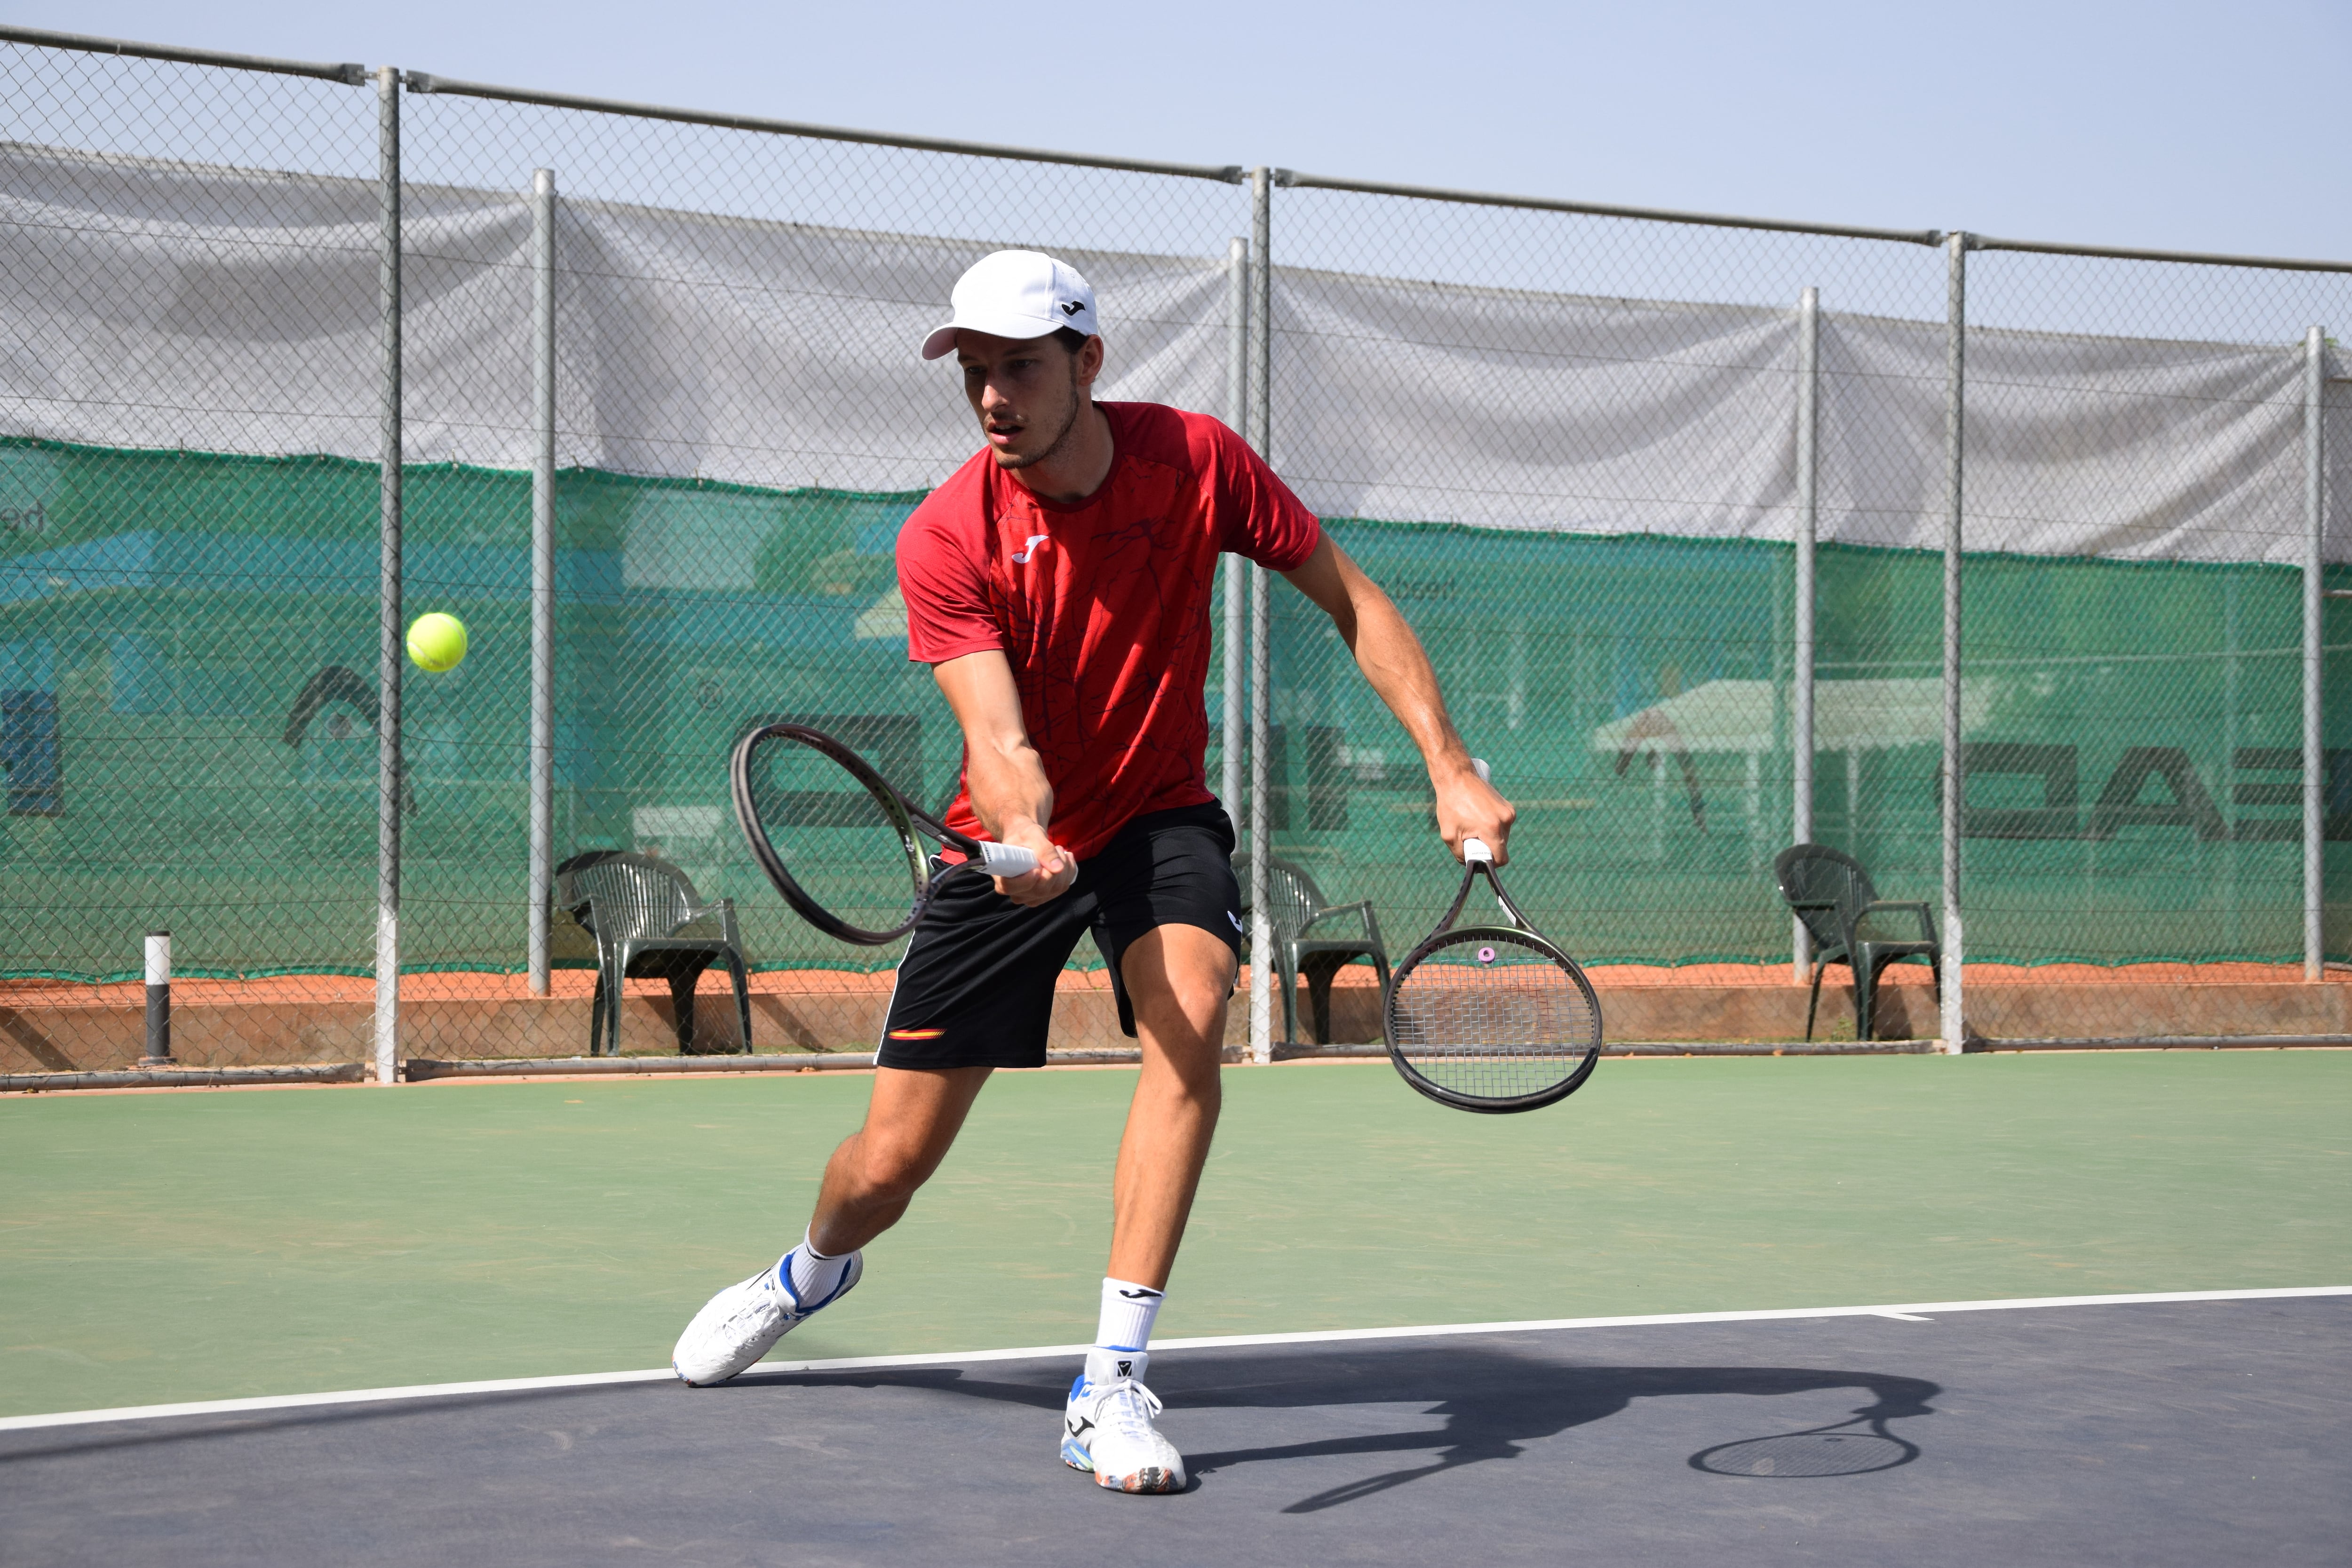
[0,37,383,1078]
[387,74,1255,1071]
[1258,175,1947,1054]
[3,23,2346,1083]
[1947,244,2352,1041]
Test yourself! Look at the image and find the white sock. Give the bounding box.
[1085,1276,1164,1385]
[782,1229,849,1302]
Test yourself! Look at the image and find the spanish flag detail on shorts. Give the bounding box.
[887,1027,946,1040]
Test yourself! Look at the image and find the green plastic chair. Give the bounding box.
[1238,856,1391,1046]
[1773,842,1941,1042]
[553,851,753,1056]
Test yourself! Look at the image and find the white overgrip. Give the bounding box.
[975,841,1039,876]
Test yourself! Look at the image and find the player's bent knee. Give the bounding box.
[1130,963,1235,1043]
[848,1158,930,1209]
[834,1133,938,1206]
[1139,1032,1224,1100]
[1137,989,1224,1038]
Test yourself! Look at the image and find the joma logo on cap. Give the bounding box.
[1061,299,1084,316]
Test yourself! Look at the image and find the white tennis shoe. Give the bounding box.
[1062,1371,1186,1493]
[671,1250,862,1386]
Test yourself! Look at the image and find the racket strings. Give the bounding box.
[1389,932,1597,1101]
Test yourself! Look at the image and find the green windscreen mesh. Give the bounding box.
[1268,523,2329,971]
[0,438,959,983]
[3,434,2335,988]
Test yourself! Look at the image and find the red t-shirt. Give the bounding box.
[898,401,1322,861]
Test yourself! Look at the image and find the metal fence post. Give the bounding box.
[373,64,403,1085]
[1222,236,1248,823]
[1247,168,1274,1065]
[527,168,557,997]
[1248,563,1272,1063]
[2305,324,2327,981]
[1938,233,1968,1053]
[1792,285,1819,982]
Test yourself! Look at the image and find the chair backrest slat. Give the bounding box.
[1238,857,1329,946]
[554,851,701,942]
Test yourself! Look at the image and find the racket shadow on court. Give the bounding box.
[757,1340,1937,1511]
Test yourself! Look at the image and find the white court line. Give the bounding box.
[3,1284,2344,1435]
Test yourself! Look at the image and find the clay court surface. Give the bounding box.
[3,1052,2347,1564]
[9,961,2344,1076]
[2,958,2320,1008]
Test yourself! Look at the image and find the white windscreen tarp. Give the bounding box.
[2,141,2342,564]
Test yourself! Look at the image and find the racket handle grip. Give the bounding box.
[1463,760,1495,861]
[974,842,1039,877]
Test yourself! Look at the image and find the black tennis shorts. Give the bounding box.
[875,802,1243,1070]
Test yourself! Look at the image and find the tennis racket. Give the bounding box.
[729,721,1038,945]
[1382,760,1603,1114]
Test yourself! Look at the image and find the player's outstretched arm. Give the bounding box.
[1279,536,1515,864]
[930,650,1077,905]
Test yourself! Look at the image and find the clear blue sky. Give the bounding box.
[14,0,2350,261]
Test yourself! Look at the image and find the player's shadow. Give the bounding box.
[1183,1351,1938,1512]
[753,1339,1939,1512]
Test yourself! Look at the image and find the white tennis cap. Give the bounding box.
[920,250,1099,360]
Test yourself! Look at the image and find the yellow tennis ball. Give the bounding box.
[406,612,468,673]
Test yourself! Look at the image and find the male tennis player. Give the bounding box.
[673,250,1513,1493]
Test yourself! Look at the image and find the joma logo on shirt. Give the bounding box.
[1011,534,1049,563]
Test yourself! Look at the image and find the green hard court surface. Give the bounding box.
[3,1052,2347,1422]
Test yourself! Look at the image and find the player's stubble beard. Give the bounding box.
[987,355,1086,472]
